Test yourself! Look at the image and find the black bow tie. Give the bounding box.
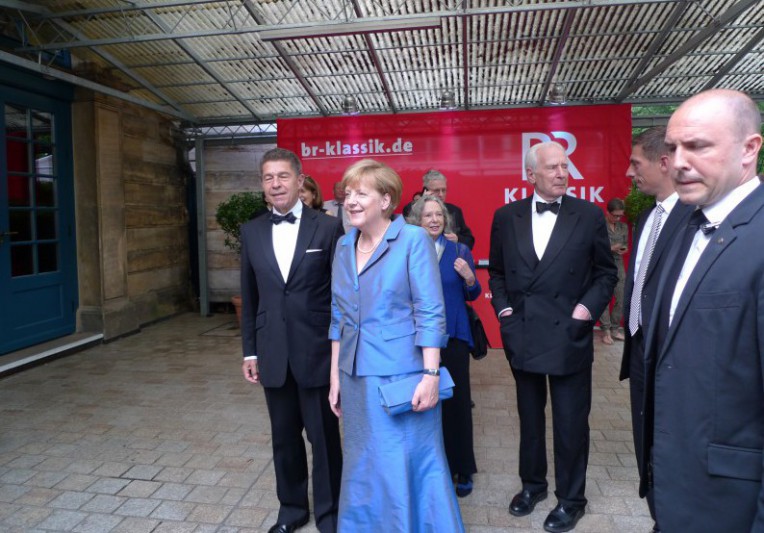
[689,209,717,235]
[270,211,297,225]
[536,201,560,215]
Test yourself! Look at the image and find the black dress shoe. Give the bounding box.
[267,515,309,533]
[543,504,585,533]
[509,488,548,517]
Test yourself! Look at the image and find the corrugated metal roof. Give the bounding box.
[0,0,761,125]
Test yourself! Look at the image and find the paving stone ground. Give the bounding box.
[0,313,652,532]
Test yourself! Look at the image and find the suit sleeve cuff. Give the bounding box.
[576,303,593,320]
[416,331,449,349]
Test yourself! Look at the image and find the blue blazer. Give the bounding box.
[330,215,448,377]
[437,236,481,347]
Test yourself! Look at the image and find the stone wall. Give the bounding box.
[73,91,192,339]
[204,143,274,303]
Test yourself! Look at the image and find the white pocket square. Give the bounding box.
[306,249,323,253]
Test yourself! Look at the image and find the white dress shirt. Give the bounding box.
[633,192,679,283]
[245,201,303,361]
[273,201,303,282]
[669,179,760,324]
[531,191,562,260]
[497,192,562,318]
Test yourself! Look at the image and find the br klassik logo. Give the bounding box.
[505,131,605,203]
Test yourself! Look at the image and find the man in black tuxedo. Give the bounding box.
[240,148,343,533]
[488,142,616,533]
[402,169,475,249]
[641,90,764,531]
[619,126,693,532]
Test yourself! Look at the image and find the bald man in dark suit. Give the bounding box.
[641,89,764,532]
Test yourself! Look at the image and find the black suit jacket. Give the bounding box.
[240,205,343,388]
[619,200,693,380]
[488,196,617,375]
[640,183,764,531]
[402,201,475,249]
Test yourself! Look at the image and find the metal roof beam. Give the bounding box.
[48,20,189,117]
[461,8,470,110]
[242,0,328,116]
[16,1,683,52]
[3,0,191,116]
[538,8,575,106]
[0,49,193,120]
[351,0,397,113]
[619,0,761,97]
[702,25,764,90]
[139,6,262,121]
[616,0,692,101]
[0,0,227,18]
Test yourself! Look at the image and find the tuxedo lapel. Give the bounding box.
[660,224,735,360]
[286,206,318,283]
[535,198,578,278]
[644,202,692,286]
[512,199,538,270]
[256,215,284,284]
[628,209,650,276]
[660,185,764,362]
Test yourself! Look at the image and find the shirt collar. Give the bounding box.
[703,178,759,225]
[532,191,562,205]
[657,191,679,214]
[273,200,303,220]
[531,189,562,209]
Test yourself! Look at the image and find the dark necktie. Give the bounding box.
[655,208,708,347]
[270,211,296,225]
[536,201,560,215]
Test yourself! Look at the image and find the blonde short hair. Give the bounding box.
[340,159,402,218]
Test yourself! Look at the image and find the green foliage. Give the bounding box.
[624,183,655,225]
[215,191,268,254]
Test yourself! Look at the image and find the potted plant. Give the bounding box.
[215,191,268,324]
[624,182,655,225]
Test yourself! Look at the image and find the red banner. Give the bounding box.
[278,106,632,347]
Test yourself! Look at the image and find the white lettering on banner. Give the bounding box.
[300,138,414,159]
[503,186,604,204]
[521,132,583,180]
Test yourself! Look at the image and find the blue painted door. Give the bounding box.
[0,85,77,355]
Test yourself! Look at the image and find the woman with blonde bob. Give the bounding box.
[328,159,465,531]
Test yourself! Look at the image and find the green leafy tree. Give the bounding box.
[215,191,268,254]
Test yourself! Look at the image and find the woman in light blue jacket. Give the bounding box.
[328,159,464,532]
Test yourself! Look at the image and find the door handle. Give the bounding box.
[0,231,18,245]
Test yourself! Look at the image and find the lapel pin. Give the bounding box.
[717,237,724,244]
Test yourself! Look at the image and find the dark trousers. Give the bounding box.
[440,337,477,477]
[263,365,342,533]
[511,366,592,507]
[628,329,657,522]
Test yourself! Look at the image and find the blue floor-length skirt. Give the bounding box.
[338,371,465,532]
